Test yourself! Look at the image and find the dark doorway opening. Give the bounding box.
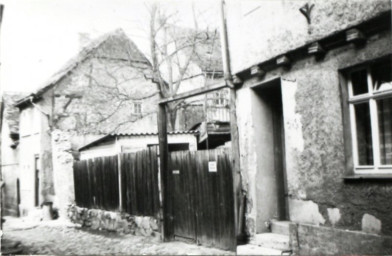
[253,79,288,230]
[16,178,20,216]
[34,155,40,207]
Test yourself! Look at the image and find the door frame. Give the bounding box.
[250,77,290,222]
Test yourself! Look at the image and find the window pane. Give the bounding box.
[354,103,374,165]
[351,69,368,96]
[371,59,392,91]
[377,97,392,165]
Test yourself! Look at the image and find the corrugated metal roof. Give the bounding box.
[79,130,199,151]
[110,130,199,136]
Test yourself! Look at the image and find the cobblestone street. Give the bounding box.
[2,217,234,255]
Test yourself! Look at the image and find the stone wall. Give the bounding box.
[51,130,75,218]
[67,205,160,237]
[289,223,392,255]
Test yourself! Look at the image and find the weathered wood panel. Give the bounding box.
[73,156,119,211]
[120,147,159,216]
[169,148,235,251]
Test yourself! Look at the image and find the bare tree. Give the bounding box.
[52,35,160,135]
[147,3,220,131]
[53,3,221,134]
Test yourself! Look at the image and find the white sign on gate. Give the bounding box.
[173,170,180,174]
[208,161,217,172]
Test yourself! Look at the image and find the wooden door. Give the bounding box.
[169,149,235,251]
[170,151,197,242]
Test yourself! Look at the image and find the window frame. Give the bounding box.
[132,102,142,115]
[342,57,392,175]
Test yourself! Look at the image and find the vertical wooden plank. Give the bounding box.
[95,158,101,209]
[131,153,138,214]
[210,149,219,247]
[73,161,79,206]
[118,154,122,211]
[122,153,129,213]
[103,157,108,210]
[150,146,159,216]
[87,159,94,208]
[197,150,207,245]
[111,155,119,210]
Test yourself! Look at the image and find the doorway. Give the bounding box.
[252,78,288,232]
[34,155,40,207]
[169,149,235,251]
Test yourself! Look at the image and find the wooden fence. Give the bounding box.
[73,156,119,210]
[73,147,159,216]
[73,147,235,251]
[120,147,160,216]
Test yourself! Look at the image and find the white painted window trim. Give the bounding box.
[347,66,392,174]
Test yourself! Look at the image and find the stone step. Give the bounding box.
[250,233,290,250]
[237,244,284,255]
[271,220,291,236]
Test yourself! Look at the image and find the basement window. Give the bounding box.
[346,58,392,174]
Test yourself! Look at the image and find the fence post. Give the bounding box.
[118,154,122,212]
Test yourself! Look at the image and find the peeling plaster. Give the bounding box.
[327,208,341,226]
[289,199,326,226]
[362,213,382,234]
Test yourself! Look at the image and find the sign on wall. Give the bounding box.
[208,161,217,172]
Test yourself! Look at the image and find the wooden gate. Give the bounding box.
[169,148,235,251]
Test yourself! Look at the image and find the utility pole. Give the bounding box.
[219,0,243,243]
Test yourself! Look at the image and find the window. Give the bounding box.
[346,58,392,173]
[133,102,142,115]
[213,90,228,106]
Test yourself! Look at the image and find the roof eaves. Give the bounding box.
[78,130,199,152]
[13,94,37,109]
[78,134,114,152]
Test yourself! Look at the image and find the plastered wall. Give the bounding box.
[234,11,392,239]
[227,0,391,73]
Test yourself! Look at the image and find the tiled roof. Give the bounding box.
[2,92,25,134]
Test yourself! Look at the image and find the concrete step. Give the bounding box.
[250,233,290,250]
[237,244,284,255]
[271,220,291,236]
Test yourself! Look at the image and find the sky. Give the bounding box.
[0,0,220,93]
